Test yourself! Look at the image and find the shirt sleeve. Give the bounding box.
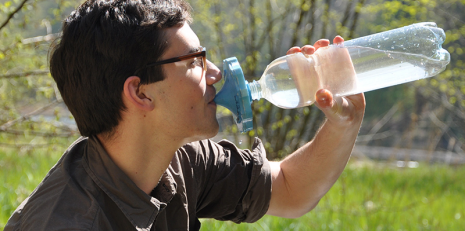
[183,138,272,223]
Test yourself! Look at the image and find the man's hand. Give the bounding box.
[267,36,366,218]
[286,36,366,127]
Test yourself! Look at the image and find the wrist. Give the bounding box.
[323,114,364,133]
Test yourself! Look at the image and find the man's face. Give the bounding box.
[147,23,222,142]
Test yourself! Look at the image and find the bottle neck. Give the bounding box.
[248,80,262,101]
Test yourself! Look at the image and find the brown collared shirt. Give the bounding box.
[5,136,271,230]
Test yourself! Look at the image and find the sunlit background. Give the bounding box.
[1,0,464,229]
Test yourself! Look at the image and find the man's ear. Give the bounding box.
[123,76,155,111]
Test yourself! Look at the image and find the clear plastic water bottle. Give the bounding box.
[214,22,450,132]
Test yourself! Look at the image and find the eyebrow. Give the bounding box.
[160,46,201,62]
[187,46,201,54]
[171,46,201,60]
[173,46,203,61]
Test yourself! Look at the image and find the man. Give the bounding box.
[5,0,365,230]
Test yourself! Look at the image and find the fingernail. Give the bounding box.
[316,89,332,108]
[316,92,327,102]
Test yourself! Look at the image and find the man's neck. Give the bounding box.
[97,127,183,195]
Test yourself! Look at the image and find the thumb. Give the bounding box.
[315,89,334,109]
[314,89,348,121]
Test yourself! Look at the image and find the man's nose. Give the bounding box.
[205,60,222,86]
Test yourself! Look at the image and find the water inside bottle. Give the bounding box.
[270,89,301,108]
[266,45,448,109]
[341,45,449,96]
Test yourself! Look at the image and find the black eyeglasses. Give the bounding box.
[138,46,207,74]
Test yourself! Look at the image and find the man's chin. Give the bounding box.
[204,122,220,139]
[187,122,220,143]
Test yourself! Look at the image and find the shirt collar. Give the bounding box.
[82,136,176,230]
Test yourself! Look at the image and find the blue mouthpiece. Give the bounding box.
[214,57,253,133]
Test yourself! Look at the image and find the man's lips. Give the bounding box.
[207,87,217,105]
[208,98,216,105]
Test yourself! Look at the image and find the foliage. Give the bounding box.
[357,0,465,152]
[1,0,464,157]
[0,0,81,152]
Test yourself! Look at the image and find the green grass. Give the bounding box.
[200,161,465,230]
[1,145,464,230]
[0,137,76,229]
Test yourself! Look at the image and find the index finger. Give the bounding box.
[286,46,302,55]
[313,39,330,50]
[333,35,344,44]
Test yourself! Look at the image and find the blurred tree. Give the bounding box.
[0,0,80,152]
[0,0,463,159]
[356,0,465,154]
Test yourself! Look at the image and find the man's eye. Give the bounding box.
[191,58,203,67]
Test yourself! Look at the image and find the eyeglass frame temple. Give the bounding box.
[145,47,206,68]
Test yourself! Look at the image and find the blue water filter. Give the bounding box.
[214,57,254,133]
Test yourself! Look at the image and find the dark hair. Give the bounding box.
[50,0,192,137]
